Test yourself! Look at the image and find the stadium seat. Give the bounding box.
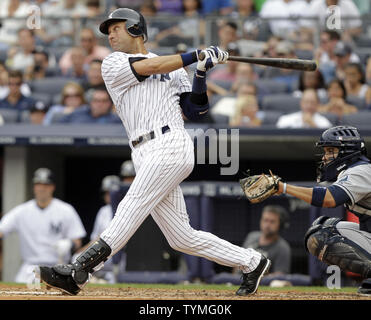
[342,111,371,127]
[346,96,366,110]
[31,92,53,107]
[261,110,283,125]
[212,113,229,124]
[30,77,80,95]
[295,50,313,60]
[0,108,19,123]
[261,94,301,112]
[319,112,339,125]
[255,79,288,94]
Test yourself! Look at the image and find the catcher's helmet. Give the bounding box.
[120,160,135,178]
[99,8,148,43]
[316,125,367,182]
[33,168,55,184]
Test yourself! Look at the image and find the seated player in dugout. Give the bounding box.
[274,125,371,295]
[241,205,291,276]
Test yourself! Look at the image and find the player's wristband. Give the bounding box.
[282,183,287,194]
[180,50,199,67]
[311,187,327,207]
[192,70,207,94]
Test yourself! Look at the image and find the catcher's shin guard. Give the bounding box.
[305,216,371,278]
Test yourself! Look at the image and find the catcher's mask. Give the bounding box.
[315,126,368,182]
[99,8,148,43]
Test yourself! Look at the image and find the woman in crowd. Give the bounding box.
[43,82,87,125]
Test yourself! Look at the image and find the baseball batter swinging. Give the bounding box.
[36,8,271,296]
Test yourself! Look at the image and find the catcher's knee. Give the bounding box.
[304,216,371,278]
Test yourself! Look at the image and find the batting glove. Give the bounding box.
[196,47,219,74]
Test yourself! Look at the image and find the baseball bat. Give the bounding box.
[198,52,317,71]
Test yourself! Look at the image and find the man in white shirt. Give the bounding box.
[276,89,332,128]
[259,0,309,39]
[301,0,362,40]
[0,168,86,283]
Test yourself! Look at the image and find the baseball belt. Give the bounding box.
[131,125,170,148]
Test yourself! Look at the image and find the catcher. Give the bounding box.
[240,125,371,295]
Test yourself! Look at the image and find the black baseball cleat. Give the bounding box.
[357,278,371,296]
[236,255,271,296]
[35,265,82,296]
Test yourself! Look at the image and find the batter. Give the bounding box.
[37,8,270,296]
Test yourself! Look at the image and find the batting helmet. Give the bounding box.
[316,125,367,182]
[33,168,55,184]
[99,8,148,43]
[120,160,135,178]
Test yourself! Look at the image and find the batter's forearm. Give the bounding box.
[132,55,185,76]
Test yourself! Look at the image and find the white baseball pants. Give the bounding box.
[101,127,261,273]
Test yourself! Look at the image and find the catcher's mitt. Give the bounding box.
[240,170,281,203]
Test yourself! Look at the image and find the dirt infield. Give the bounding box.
[0,283,369,300]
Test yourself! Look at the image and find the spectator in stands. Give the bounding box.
[82,59,105,91]
[259,0,309,40]
[43,82,87,125]
[0,62,31,99]
[231,0,258,18]
[209,42,240,84]
[64,47,88,81]
[0,70,34,115]
[139,0,174,48]
[216,21,239,51]
[154,0,183,15]
[57,87,121,124]
[59,28,111,75]
[201,0,234,16]
[211,80,257,118]
[293,70,327,101]
[314,30,341,68]
[343,63,371,101]
[276,89,332,128]
[263,41,300,92]
[86,0,104,17]
[0,0,32,49]
[24,49,57,81]
[241,205,291,276]
[229,94,263,127]
[24,100,49,125]
[301,0,362,41]
[155,0,204,47]
[333,42,361,81]
[230,62,259,93]
[5,29,37,72]
[114,0,145,12]
[366,57,371,86]
[318,79,358,119]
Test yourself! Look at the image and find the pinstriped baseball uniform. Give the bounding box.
[99,51,262,273]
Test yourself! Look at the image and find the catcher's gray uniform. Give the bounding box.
[331,160,371,253]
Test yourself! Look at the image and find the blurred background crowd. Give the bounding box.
[0,0,370,129]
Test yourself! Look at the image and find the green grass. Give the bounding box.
[82,282,358,293]
[0,281,358,293]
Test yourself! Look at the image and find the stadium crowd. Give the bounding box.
[0,0,370,128]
